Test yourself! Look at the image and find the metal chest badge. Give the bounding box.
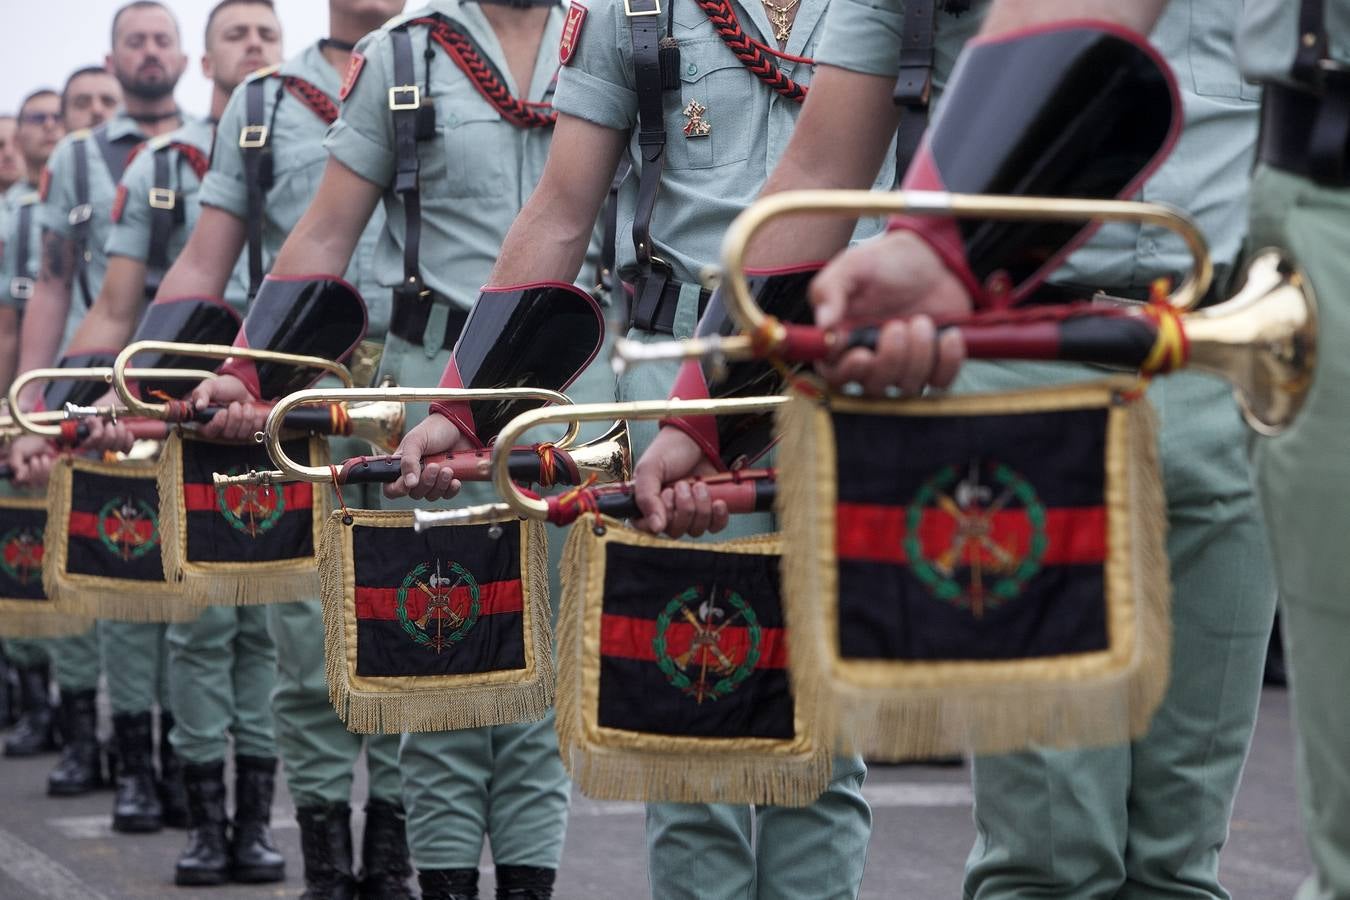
[682,99,711,138]
[560,1,588,66]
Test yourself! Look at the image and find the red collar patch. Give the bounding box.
[560,2,587,66]
[339,51,366,102]
[111,184,128,224]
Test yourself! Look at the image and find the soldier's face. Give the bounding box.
[331,0,408,23]
[0,119,20,187]
[16,94,64,168]
[108,7,188,101]
[203,3,284,93]
[62,72,123,131]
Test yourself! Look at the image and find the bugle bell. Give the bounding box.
[412,397,785,531]
[614,190,1316,434]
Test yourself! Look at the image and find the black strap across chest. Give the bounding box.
[242,78,275,301]
[144,144,188,300]
[10,201,36,303]
[390,26,433,304]
[71,128,138,308]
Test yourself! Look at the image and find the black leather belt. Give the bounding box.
[1260,78,1350,186]
[389,290,469,348]
[624,276,711,335]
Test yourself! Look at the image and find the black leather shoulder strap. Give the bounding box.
[391,24,430,303]
[892,0,936,182]
[144,144,185,299]
[1293,0,1328,83]
[10,200,36,303]
[241,77,276,301]
[627,0,675,331]
[70,134,96,308]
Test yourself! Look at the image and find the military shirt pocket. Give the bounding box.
[1186,0,1263,101]
[437,105,507,198]
[663,41,754,170]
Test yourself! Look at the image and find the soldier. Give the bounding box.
[7,1,191,834]
[0,68,120,764]
[716,0,1273,896]
[60,0,287,887]
[386,0,897,892]
[152,2,411,895]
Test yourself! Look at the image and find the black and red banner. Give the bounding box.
[350,520,527,679]
[832,406,1111,662]
[0,504,47,602]
[180,438,316,564]
[596,541,792,740]
[65,469,165,583]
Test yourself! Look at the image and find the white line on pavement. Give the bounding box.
[0,825,109,899]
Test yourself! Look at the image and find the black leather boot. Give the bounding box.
[47,689,102,795]
[156,711,189,829]
[111,711,163,832]
[418,869,480,900]
[296,802,357,900]
[4,664,56,757]
[494,866,556,900]
[0,650,15,730]
[230,755,285,883]
[174,761,229,886]
[357,799,414,899]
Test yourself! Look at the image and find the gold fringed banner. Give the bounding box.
[319,508,554,734]
[776,376,1171,761]
[557,520,830,807]
[43,453,189,622]
[158,432,331,607]
[0,492,92,637]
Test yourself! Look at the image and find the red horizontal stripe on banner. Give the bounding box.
[600,614,788,670]
[836,502,1107,566]
[67,511,156,544]
[182,482,313,513]
[355,580,524,621]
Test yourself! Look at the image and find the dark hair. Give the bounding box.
[18,89,60,119]
[206,0,277,42]
[60,67,113,115]
[110,1,181,47]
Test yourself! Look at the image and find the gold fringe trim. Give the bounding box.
[159,433,331,608]
[320,509,554,734]
[557,518,831,806]
[777,378,1172,761]
[41,456,191,623]
[0,605,93,637]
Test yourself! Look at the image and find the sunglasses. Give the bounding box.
[19,112,61,126]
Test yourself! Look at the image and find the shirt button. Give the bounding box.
[686,62,698,75]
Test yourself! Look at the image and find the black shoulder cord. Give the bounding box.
[626,0,679,332]
[241,78,277,301]
[144,146,185,300]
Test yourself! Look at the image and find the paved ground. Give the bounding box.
[0,687,1311,899]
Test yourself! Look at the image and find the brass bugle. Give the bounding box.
[210,387,587,488]
[111,340,354,419]
[413,397,786,530]
[0,408,93,441]
[6,367,218,439]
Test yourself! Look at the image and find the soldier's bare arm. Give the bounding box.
[12,229,76,408]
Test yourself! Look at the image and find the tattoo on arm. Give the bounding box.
[40,231,76,287]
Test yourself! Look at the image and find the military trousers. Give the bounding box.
[1247,163,1350,900]
[953,363,1275,899]
[3,638,48,668]
[99,622,171,714]
[622,310,873,900]
[52,625,101,693]
[166,605,276,765]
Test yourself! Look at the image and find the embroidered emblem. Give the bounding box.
[38,167,51,202]
[111,185,128,224]
[904,459,1047,618]
[682,99,711,138]
[653,584,761,703]
[339,51,366,101]
[560,1,588,65]
[397,559,481,653]
[214,476,284,538]
[96,496,160,561]
[0,527,44,586]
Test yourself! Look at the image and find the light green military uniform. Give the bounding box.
[328,0,615,872]
[818,1,1276,896]
[1239,4,1350,898]
[555,0,897,894]
[200,44,400,810]
[39,113,174,709]
[105,117,276,766]
[2,180,52,670]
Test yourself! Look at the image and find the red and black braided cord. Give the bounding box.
[284,76,340,125]
[169,142,210,180]
[694,0,810,103]
[411,17,557,129]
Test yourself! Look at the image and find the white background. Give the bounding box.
[0,1,334,117]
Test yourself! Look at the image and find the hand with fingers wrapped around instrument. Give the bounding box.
[188,373,269,443]
[633,427,729,539]
[383,413,475,502]
[76,416,138,454]
[8,434,57,487]
[809,229,970,395]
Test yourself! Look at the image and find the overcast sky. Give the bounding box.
[0,1,338,116]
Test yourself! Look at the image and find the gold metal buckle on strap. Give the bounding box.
[239,124,269,149]
[624,0,661,15]
[9,277,34,301]
[148,188,176,210]
[388,85,421,111]
[67,203,93,226]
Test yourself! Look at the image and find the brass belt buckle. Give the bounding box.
[239,125,269,149]
[388,85,421,111]
[148,188,176,210]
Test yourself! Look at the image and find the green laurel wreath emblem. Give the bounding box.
[96,496,160,560]
[396,560,480,654]
[652,585,761,702]
[904,460,1047,617]
[0,527,43,585]
[213,471,284,538]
